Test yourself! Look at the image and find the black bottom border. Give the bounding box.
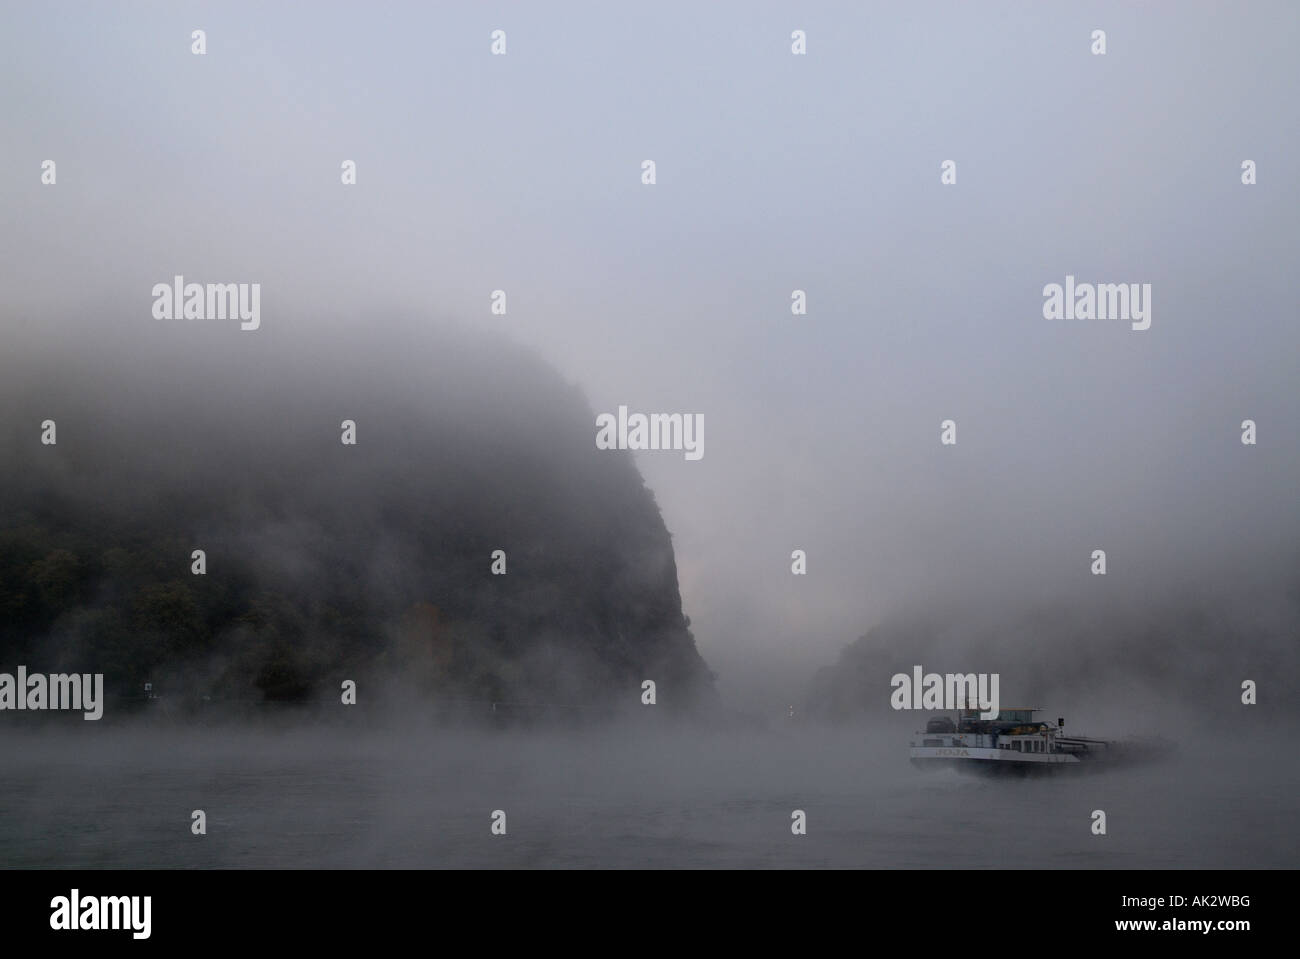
[0,868,1284,947]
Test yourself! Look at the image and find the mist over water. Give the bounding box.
[2,717,1292,869]
[2,2,1298,873]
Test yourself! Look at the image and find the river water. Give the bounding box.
[0,721,1294,868]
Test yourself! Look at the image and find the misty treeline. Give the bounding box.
[0,323,714,712]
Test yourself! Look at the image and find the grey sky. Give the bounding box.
[3,1,1297,710]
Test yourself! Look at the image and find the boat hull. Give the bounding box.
[909,745,1085,774]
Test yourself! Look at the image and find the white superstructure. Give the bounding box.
[909,707,1110,771]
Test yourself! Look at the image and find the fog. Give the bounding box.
[4,1,1297,714]
[0,2,1297,868]
[1,719,1292,868]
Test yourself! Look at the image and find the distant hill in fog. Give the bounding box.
[804,584,1300,723]
[0,321,715,712]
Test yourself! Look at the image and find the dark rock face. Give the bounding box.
[0,322,714,712]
